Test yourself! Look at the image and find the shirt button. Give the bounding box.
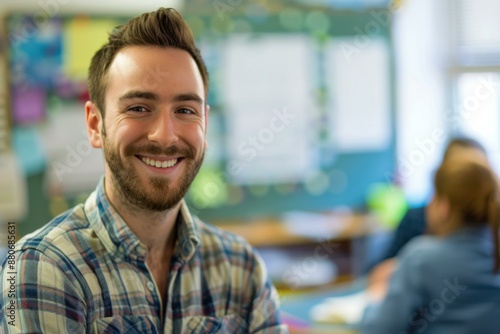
[147,281,155,291]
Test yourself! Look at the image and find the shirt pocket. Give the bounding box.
[184,314,247,334]
[92,315,160,334]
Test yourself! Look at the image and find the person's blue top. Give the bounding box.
[365,206,426,273]
[383,206,427,260]
[360,226,500,334]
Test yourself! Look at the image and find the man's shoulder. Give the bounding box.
[194,218,256,255]
[16,204,90,254]
[192,218,270,285]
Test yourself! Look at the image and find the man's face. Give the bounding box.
[95,46,208,211]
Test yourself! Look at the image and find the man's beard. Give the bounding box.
[103,136,204,212]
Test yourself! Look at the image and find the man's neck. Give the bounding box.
[103,178,180,255]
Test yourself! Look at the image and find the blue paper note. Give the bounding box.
[12,125,46,176]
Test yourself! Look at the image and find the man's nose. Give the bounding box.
[147,110,179,146]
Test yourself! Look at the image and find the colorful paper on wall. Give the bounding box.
[8,15,63,88]
[63,18,118,79]
[12,125,46,176]
[12,86,47,124]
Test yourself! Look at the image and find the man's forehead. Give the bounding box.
[106,46,205,98]
[109,46,198,76]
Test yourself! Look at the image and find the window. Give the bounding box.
[449,0,500,171]
[450,0,500,66]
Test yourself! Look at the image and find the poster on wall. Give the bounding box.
[325,37,391,152]
[221,34,320,185]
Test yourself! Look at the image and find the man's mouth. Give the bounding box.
[139,156,179,169]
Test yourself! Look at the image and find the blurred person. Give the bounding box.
[0,8,287,333]
[360,156,500,333]
[367,137,488,300]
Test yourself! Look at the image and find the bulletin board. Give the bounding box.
[7,15,120,123]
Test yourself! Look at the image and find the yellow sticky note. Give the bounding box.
[63,17,118,79]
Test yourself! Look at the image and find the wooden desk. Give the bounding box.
[213,212,385,288]
[213,212,383,247]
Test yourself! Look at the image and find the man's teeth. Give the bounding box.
[141,157,178,168]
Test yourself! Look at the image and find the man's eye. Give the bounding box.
[177,108,195,114]
[128,106,148,113]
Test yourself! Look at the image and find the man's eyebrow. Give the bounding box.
[119,90,159,102]
[172,93,204,105]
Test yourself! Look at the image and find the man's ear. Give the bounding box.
[204,104,210,150]
[85,101,103,148]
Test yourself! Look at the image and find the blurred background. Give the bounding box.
[1,0,499,330]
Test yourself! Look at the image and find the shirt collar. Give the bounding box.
[84,177,201,262]
[455,225,491,237]
[174,200,202,262]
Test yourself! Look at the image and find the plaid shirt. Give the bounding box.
[1,179,287,333]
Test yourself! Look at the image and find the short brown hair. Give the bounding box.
[87,7,209,115]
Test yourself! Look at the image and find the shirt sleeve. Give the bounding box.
[247,251,289,334]
[1,247,87,333]
[359,239,429,334]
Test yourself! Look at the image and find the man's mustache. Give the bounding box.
[124,144,195,158]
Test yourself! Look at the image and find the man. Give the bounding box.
[0,8,287,333]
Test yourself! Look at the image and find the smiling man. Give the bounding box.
[0,8,287,333]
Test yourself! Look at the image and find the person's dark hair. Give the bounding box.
[443,137,486,161]
[87,7,209,116]
[434,159,500,272]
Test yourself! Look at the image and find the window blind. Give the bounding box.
[452,0,500,65]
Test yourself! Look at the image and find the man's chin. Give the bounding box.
[132,196,180,212]
[135,185,187,211]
